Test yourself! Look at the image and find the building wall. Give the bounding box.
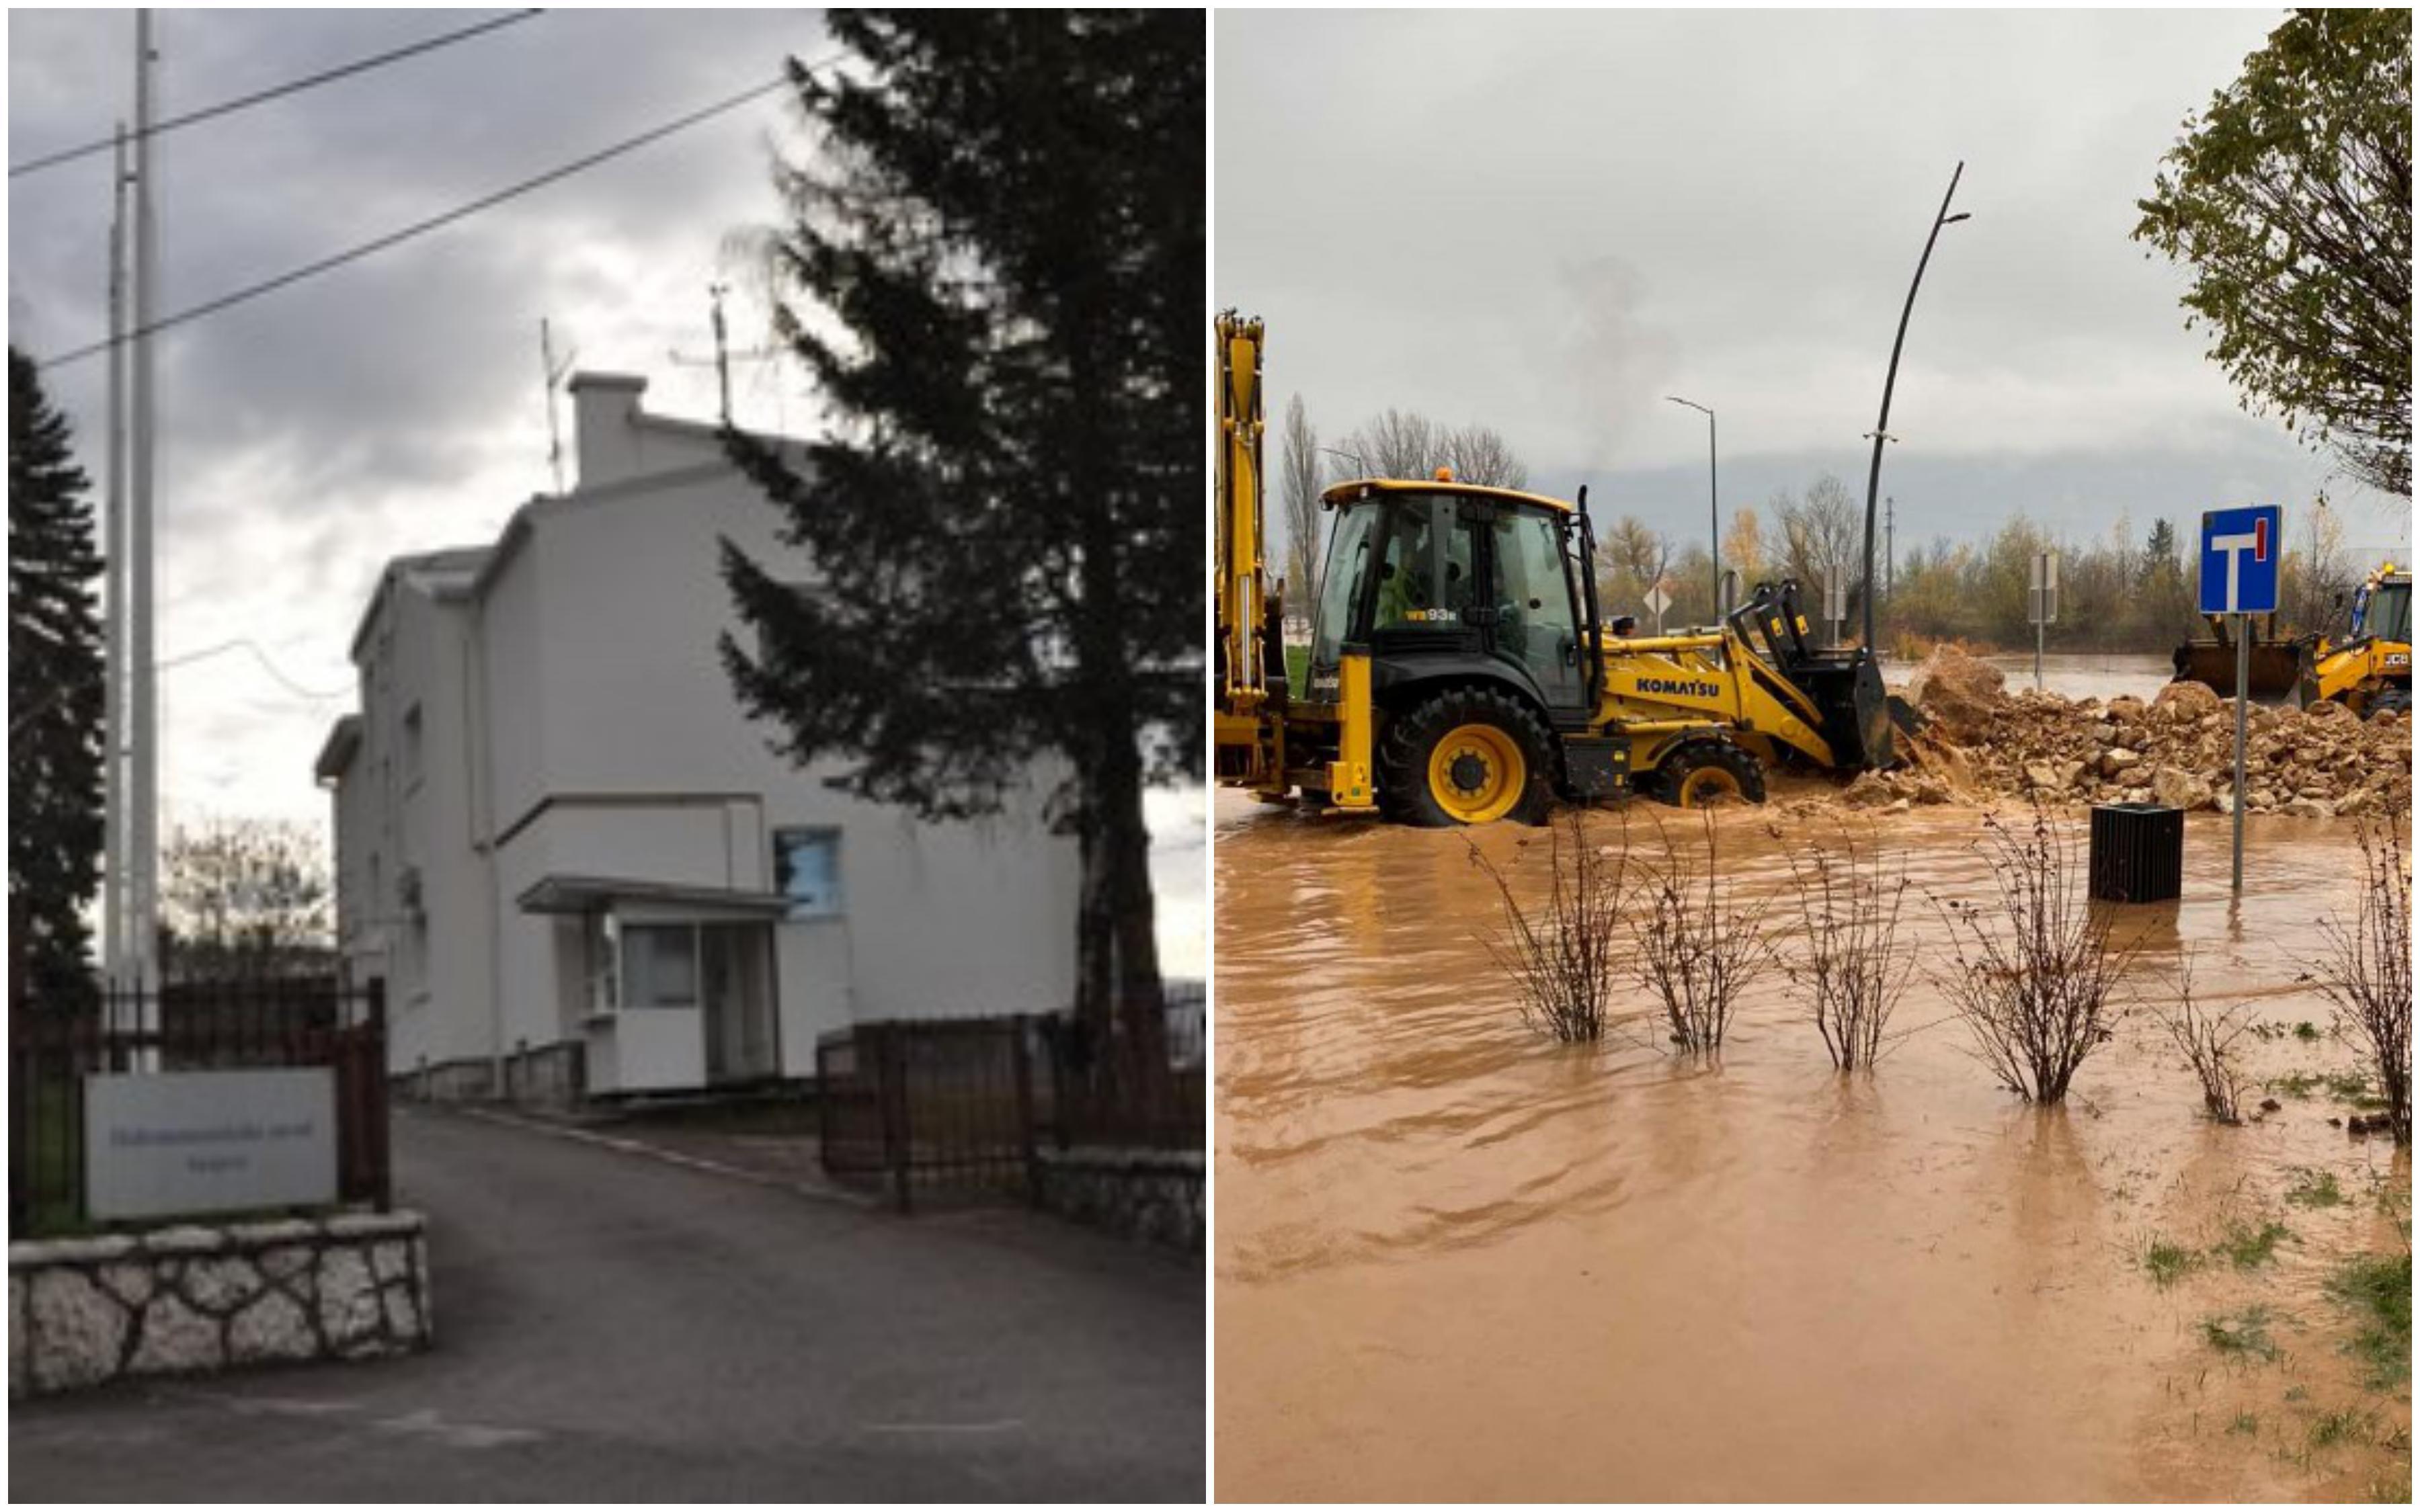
[326,380,1078,1087]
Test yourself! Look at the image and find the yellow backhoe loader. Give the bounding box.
[2295,562,2411,716]
[1214,312,1896,825]
[2169,562,2411,716]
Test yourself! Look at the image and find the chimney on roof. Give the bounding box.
[566,372,648,491]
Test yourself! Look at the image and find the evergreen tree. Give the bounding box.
[719,13,1201,1089]
[8,349,106,1011]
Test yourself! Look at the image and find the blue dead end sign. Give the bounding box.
[2199,505,2282,616]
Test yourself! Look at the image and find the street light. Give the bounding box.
[1860,162,1971,650]
[1319,446,1369,478]
[1666,396,1718,614]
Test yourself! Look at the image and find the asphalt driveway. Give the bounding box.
[9,1103,1203,1502]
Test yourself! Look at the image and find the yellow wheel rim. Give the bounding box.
[1676,765,1742,808]
[1428,722,1526,824]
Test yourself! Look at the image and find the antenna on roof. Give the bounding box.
[670,282,774,427]
[539,317,576,493]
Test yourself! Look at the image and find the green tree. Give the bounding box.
[2134,9,2412,497]
[718,13,1201,1085]
[8,348,106,1011]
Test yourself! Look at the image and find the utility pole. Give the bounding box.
[129,9,161,1046]
[103,122,130,1005]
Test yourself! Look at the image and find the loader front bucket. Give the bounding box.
[2170,637,2306,704]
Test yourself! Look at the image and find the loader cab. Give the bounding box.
[1307,479,1593,722]
[2356,572,2411,646]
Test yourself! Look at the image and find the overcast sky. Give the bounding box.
[1217,7,2409,578]
[7,8,1200,977]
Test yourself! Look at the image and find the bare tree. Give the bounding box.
[1469,809,1634,1044]
[1776,474,1862,602]
[1441,423,1530,489]
[1783,829,1917,1070]
[159,818,336,982]
[2146,951,2259,1124]
[1930,806,2135,1103]
[2308,809,2411,1143]
[1334,409,1529,488]
[1632,813,1777,1052]
[1279,393,1324,610]
[1338,408,1437,479]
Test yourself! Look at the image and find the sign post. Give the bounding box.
[1718,568,1741,621]
[2028,550,2059,691]
[1643,581,1671,636]
[1823,568,1847,648]
[2200,506,2282,894]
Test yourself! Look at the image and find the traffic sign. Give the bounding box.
[2027,550,2059,625]
[2199,506,2281,616]
[1642,583,1670,616]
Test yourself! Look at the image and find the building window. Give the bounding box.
[772,828,842,919]
[622,925,698,1009]
[402,703,424,790]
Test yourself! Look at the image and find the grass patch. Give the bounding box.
[2325,1251,2413,1390]
[2323,1068,2382,1105]
[2212,1217,2295,1269]
[2308,1405,2376,1449]
[2284,1168,2346,1208]
[2144,1234,2205,1287]
[2284,1384,2310,1403]
[2295,1020,2322,1042]
[2227,1409,2261,1435]
[2267,1070,2321,1099]
[2202,1306,2283,1361]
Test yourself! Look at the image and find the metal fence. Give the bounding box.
[9,976,391,1238]
[816,991,1206,1211]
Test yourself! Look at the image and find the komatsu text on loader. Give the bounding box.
[1213,312,1896,826]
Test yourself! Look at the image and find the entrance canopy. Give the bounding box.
[514,874,792,920]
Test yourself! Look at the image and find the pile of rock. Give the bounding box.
[1879,646,2411,819]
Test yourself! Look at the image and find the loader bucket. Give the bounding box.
[1849,655,1894,769]
[2170,637,2306,704]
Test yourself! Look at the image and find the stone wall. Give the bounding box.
[1033,1146,1203,1253]
[9,1210,432,1398]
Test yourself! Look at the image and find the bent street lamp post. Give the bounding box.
[1861,161,1970,650]
[1666,396,1718,614]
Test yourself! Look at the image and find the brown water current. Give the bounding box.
[1215,789,2412,1502]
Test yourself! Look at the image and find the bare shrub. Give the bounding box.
[1469,808,1631,1043]
[1931,805,2135,1103]
[1632,811,1777,1052]
[1783,828,1917,1070]
[2146,952,2258,1124]
[2308,809,2412,1144]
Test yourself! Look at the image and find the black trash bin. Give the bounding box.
[2089,802,2184,902]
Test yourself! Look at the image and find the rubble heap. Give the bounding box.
[1852,645,2412,819]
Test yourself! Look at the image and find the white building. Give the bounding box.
[314,374,1079,1097]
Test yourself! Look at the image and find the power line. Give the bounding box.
[155,638,352,701]
[36,73,801,370]
[9,10,549,179]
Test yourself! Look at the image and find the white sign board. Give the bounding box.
[1642,583,1670,616]
[86,1069,337,1220]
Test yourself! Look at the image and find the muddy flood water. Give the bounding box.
[1215,788,2411,1501]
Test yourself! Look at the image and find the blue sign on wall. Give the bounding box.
[2198,505,2281,616]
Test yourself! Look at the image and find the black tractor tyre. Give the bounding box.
[1645,739,1767,809]
[1376,687,1556,829]
[2374,684,2411,718]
